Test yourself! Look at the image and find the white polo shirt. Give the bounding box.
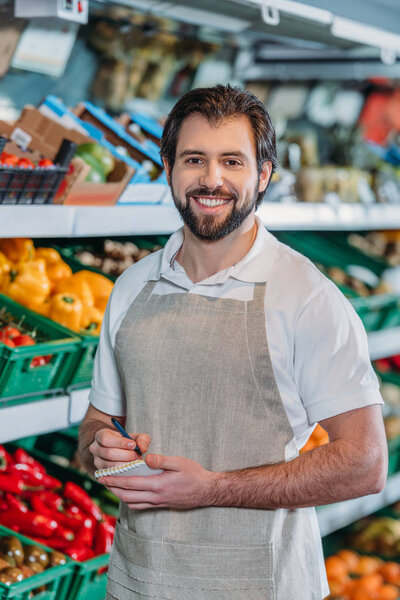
[90,216,382,450]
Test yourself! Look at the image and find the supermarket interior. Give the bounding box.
[1,0,400,599]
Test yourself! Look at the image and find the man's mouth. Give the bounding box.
[192,196,232,208]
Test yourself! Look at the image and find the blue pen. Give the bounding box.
[111,417,142,456]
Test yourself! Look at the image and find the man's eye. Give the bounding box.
[187,158,203,164]
[226,160,240,166]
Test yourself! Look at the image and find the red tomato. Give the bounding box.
[17,158,34,169]
[1,153,19,167]
[0,326,21,340]
[37,158,54,168]
[30,356,46,367]
[1,338,15,348]
[12,334,35,347]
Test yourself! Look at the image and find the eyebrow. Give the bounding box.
[178,150,248,159]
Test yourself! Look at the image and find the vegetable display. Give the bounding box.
[0,447,116,562]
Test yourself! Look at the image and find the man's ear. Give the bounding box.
[258,161,273,193]
[163,158,172,186]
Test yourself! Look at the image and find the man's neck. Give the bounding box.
[176,213,258,284]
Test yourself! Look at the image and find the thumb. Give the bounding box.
[145,453,181,471]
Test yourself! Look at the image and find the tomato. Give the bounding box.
[12,334,35,347]
[30,356,46,367]
[17,158,34,169]
[1,338,15,348]
[0,153,19,167]
[37,158,54,168]
[0,326,21,340]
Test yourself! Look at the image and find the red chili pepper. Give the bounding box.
[9,463,61,490]
[94,521,114,555]
[103,514,117,527]
[0,509,58,537]
[5,493,28,513]
[53,510,84,532]
[64,503,84,517]
[63,482,102,521]
[0,445,12,471]
[0,473,24,494]
[74,517,96,548]
[13,448,46,474]
[29,494,75,542]
[0,499,9,511]
[65,545,95,562]
[32,537,71,551]
[40,491,63,511]
[54,525,75,543]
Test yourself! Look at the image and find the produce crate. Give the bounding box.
[0,295,81,403]
[0,524,73,600]
[387,434,400,476]
[351,294,400,332]
[0,137,74,205]
[9,446,118,600]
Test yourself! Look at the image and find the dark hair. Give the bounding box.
[160,84,278,206]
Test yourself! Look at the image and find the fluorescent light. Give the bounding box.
[331,16,400,53]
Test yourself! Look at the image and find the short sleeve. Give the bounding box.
[294,282,383,424]
[88,288,126,416]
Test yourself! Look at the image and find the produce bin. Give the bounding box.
[0,137,74,205]
[7,445,118,600]
[351,294,400,332]
[0,295,81,403]
[0,524,73,600]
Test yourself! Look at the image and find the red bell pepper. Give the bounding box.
[13,448,46,474]
[0,473,24,494]
[65,545,95,562]
[63,482,102,521]
[94,521,114,555]
[5,493,28,513]
[0,509,58,537]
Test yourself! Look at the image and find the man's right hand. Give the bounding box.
[89,429,151,471]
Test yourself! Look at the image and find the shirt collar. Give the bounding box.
[145,215,279,285]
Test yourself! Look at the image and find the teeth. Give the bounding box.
[196,197,230,207]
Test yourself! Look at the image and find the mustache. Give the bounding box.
[187,187,238,201]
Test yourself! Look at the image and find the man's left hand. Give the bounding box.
[98,454,216,510]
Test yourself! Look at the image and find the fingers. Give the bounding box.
[89,429,151,469]
[145,454,181,471]
[103,486,161,507]
[95,429,135,450]
[135,433,151,454]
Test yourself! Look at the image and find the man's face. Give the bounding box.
[165,114,271,242]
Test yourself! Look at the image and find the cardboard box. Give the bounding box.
[54,156,134,206]
[0,106,89,159]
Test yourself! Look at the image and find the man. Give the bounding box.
[79,85,387,600]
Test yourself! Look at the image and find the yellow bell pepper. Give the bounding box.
[0,251,11,290]
[0,238,35,263]
[47,261,73,293]
[73,270,113,301]
[27,299,51,317]
[53,273,94,309]
[5,259,50,307]
[49,293,83,332]
[81,305,104,335]
[35,247,62,265]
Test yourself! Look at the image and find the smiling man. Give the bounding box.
[79,85,387,600]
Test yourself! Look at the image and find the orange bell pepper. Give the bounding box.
[81,305,103,335]
[35,247,62,265]
[0,238,35,263]
[49,293,83,332]
[0,252,11,290]
[4,259,50,307]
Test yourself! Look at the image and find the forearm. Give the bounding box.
[78,419,114,475]
[210,439,387,510]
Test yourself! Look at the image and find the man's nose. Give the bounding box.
[199,162,223,190]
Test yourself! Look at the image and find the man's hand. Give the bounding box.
[98,453,215,510]
[90,429,151,471]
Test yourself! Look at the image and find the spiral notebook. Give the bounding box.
[94,459,163,478]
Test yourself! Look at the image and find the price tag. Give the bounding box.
[10,127,32,149]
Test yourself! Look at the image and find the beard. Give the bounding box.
[171,180,260,242]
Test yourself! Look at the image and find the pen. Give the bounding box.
[111,417,142,456]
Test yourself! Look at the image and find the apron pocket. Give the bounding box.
[160,537,276,600]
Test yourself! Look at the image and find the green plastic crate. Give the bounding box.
[0,524,73,600]
[351,294,400,332]
[0,295,81,402]
[7,445,118,600]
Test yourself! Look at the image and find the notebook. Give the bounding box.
[94,459,163,478]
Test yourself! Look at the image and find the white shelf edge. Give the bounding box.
[317,471,400,536]
[3,199,400,236]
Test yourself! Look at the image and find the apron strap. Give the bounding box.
[247,282,267,313]
[134,280,158,304]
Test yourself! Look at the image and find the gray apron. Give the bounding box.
[107,281,324,600]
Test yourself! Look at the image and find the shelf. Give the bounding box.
[368,328,400,360]
[0,388,90,443]
[317,471,400,536]
[3,198,400,236]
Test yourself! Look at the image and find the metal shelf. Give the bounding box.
[3,198,400,236]
[317,471,400,536]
